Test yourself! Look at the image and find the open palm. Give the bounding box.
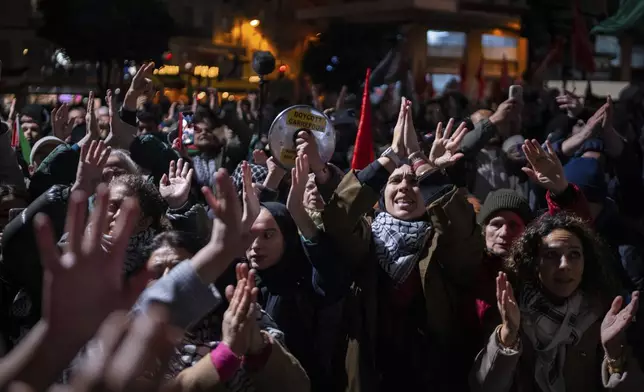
[35,185,146,344]
[287,154,309,214]
[240,161,261,234]
[159,159,194,209]
[429,118,467,169]
[521,140,567,193]
[601,292,639,358]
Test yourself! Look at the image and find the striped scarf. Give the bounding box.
[519,284,599,392]
[371,212,432,286]
[192,154,219,188]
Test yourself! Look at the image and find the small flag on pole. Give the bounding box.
[351,68,374,170]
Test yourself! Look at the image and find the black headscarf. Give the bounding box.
[255,202,308,296]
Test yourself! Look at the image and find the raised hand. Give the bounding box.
[208,88,219,112]
[556,90,583,118]
[159,159,194,209]
[295,130,324,173]
[123,63,155,112]
[166,101,178,121]
[7,97,16,124]
[222,264,259,356]
[403,98,421,156]
[287,154,309,215]
[195,170,245,284]
[104,89,138,150]
[391,97,410,159]
[84,91,101,141]
[252,149,269,166]
[496,272,520,347]
[521,139,568,194]
[263,156,287,190]
[428,118,467,169]
[225,264,266,355]
[51,103,73,141]
[35,185,148,344]
[240,161,261,234]
[131,63,155,96]
[601,291,640,359]
[580,104,606,138]
[191,92,198,113]
[287,154,318,239]
[72,140,111,194]
[489,98,521,137]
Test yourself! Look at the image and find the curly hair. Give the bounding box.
[505,212,621,305]
[109,174,169,231]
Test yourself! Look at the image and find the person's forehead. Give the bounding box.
[106,154,124,166]
[391,164,413,176]
[109,183,130,199]
[22,122,39,129]
[489,210,524,223]
[253,209,278,229]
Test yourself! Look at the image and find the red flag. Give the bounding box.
[10,117,19,148]
[572,0,596,73]
[500,54,511,91]
[476,56,486,101]
[351,69,374,170]
[459,62,467,93]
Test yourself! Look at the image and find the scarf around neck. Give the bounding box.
[371,212,432,286]
[519,284,600,392]
[192,153,220,188]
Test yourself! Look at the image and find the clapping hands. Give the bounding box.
[556,90,583,119]
[222,264,260,356]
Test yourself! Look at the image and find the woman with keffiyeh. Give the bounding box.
[308,97,483,391]
[470,213,644,392]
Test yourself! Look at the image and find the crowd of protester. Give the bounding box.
[0,46,644,392]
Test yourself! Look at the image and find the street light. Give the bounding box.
[250,19,260,27]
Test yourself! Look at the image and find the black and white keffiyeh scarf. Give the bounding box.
[192,154,219,188]
[519,284,600,392]
[371,212,432,286]
[231,162,269,195]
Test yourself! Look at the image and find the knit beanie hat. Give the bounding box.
[477,189,533,225]
[563,157,607,203]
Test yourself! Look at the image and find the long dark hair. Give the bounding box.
[505,212,621,306]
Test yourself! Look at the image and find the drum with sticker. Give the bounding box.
[268,105,336,169]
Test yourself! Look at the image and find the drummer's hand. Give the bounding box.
[295,131,324,173]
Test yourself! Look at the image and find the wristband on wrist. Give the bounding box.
[210,342,242,381]
[381,147,402,167]
[496,324,519,350]
[605,353,627,374]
